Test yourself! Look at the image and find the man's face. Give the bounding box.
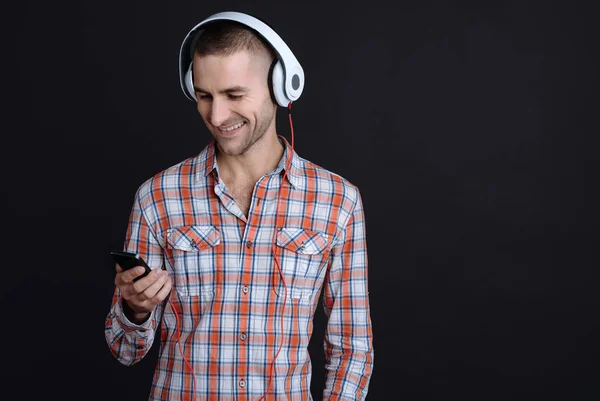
[192,50,276,157]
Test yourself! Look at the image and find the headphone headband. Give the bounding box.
[178,11,304,106]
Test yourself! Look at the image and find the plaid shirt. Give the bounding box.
[105,137,374,401]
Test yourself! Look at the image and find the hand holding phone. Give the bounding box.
[110,250,172,323]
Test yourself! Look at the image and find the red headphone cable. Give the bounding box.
[257,101,295,401]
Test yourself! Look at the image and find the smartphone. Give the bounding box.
[110,250,152,282]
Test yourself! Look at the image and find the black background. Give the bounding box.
[5,1,599,400]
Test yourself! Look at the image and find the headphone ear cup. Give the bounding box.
[185,62,196,101]
[271,60,289,107]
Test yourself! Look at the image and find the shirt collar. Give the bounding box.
[194,136,301,189]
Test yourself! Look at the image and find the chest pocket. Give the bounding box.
[274,227,329,304]
[166,225,220,297]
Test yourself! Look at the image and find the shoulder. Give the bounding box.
[294,154,362,211]
[132,142,213,203]
[134,154,201,205]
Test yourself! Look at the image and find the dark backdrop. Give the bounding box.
[5,1,599,400]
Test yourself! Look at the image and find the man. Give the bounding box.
[105,11,374,401]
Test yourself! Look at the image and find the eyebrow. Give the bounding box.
[193,85,250,94]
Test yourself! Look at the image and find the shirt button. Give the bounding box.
[239,379,246,388]
[240,333,247,341]
[242,286,249,294]
[246,240,253,249]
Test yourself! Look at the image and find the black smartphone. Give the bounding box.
[110,250,152,282]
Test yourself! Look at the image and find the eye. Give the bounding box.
[198,94,211,100]
[227,94,243,100]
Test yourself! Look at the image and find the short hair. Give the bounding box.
[193,20,277,65]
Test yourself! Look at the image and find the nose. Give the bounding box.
[207,98,229,127]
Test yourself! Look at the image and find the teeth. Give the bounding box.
[220,121,245,132]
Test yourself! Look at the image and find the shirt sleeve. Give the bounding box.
[322,190,375,401]
[104,185,166,366]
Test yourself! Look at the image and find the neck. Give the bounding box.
[216,131,285,184]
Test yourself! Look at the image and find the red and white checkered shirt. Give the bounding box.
[105,137,374,401]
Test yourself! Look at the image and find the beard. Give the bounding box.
[214,98,276,157]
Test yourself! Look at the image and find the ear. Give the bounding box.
[271,60,289,107]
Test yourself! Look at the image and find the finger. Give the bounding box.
[114,268,127,288]
[115,263,123,273]
[152,274,173,304]
[131,268,162,294]
[114,265,141,287]
[127,272,170,312]
[124,266,148,284]
[115,266,147,299]
[139,271,168,301]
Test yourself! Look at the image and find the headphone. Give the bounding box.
[178,11,305,107]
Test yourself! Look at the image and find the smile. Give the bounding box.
[219,121,245,132]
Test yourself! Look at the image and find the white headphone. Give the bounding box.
[178,11,305,107]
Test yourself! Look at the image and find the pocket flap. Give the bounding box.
[166,225,220,251]
[276,227,328,255]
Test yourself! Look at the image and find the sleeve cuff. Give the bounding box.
[114,299,154,332]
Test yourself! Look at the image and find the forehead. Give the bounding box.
[192,50,267,88]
